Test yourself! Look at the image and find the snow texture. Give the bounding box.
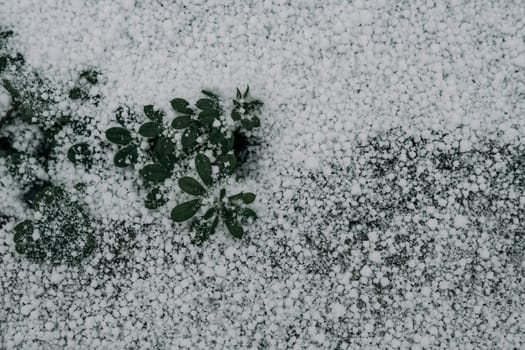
[0,85,11,120]
[1,0,525,349]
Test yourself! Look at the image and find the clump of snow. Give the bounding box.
[0,85,11,119]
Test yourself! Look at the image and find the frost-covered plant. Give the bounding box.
[68,69,100,103]
[1,34,97,263]
[13,186,96,265]
[171,153,257,243]
[97,87,262,211]
[79,86,262,242]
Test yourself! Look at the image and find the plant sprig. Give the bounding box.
[171,153,257,243]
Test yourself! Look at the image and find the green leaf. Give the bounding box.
[195,154,213,186]
[178,177,206,196]
[13,220,34,254]
[223,209,243,239]
[2,79,20,99]
[209,128,225,145]
[220,135,235,153]
[67,143,92,165]
[138,122,161,138]
[171,199,202,222]
[236,88,242,99]
[241,116,261,131]
[229,192,256,204]
[242,192,256,204]
[114,145,138,167]
[143,105,164,123]
[210,215,219,235]
[171,115,192,129]
[248,99,263,109]
[201,90,219,100]
[216,153,237,176]
[231,109,241,121]
[106,127,132,145]
[243,85,249,98]
[144,187,167,209]
[170,98,193,114]
[69,87,84,100]
[202,207,216,220]
[0,56,7,74]
[191,215,219,244]
[181,125,198,150]
[196,98,216,111]
[241,208,257,221]
[80,70,99,84]
[140,164,170,183]
[198,109,220,125]
[154,136,177,169]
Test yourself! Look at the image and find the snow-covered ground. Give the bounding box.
[1,0,524,348]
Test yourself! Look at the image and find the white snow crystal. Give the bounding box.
[478,248,490,260]
[360,265,373,277]
[214,264,227,277]
[350,182,362,196]
[367,231,378,242]
[20,304,32,316]
[0,85,12,120]
[453,215,469,228]
[511,53,525,68]
[330,302,346,318]
[459,139,472,152]
[369,251,381,263]
[304,156,320,170]
[426,219,438,230]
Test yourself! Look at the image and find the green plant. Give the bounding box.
[68,69,100,102]
[13,185,96,265]
[67,86,262,242]
[232,86,263,131]
[171,153,257,243]
[0,36,98,263]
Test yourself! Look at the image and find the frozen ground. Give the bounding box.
[0,0,524,348]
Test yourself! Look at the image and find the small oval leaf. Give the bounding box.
[241,116,261,131]
[178,177,206,196]
[138,122,160,138]
[241,192,256,204]
[195,154,213,186]
[106,127,132,145]
[241,208,257,221]
[202,207,216,220]
[114,145,138,167]
[229,192,256,204]
[196,98,216,111]
[13,220,34,254]
[140,164,170,183]
[143,105,164,123]
[201,90,219,100]
[170,98,193,114]
[223,210,244,239]
[171,115,192,129]
[209,128,224,145]
[171,199,202,222]
[181,125,198,150]
[67,143,92,165]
